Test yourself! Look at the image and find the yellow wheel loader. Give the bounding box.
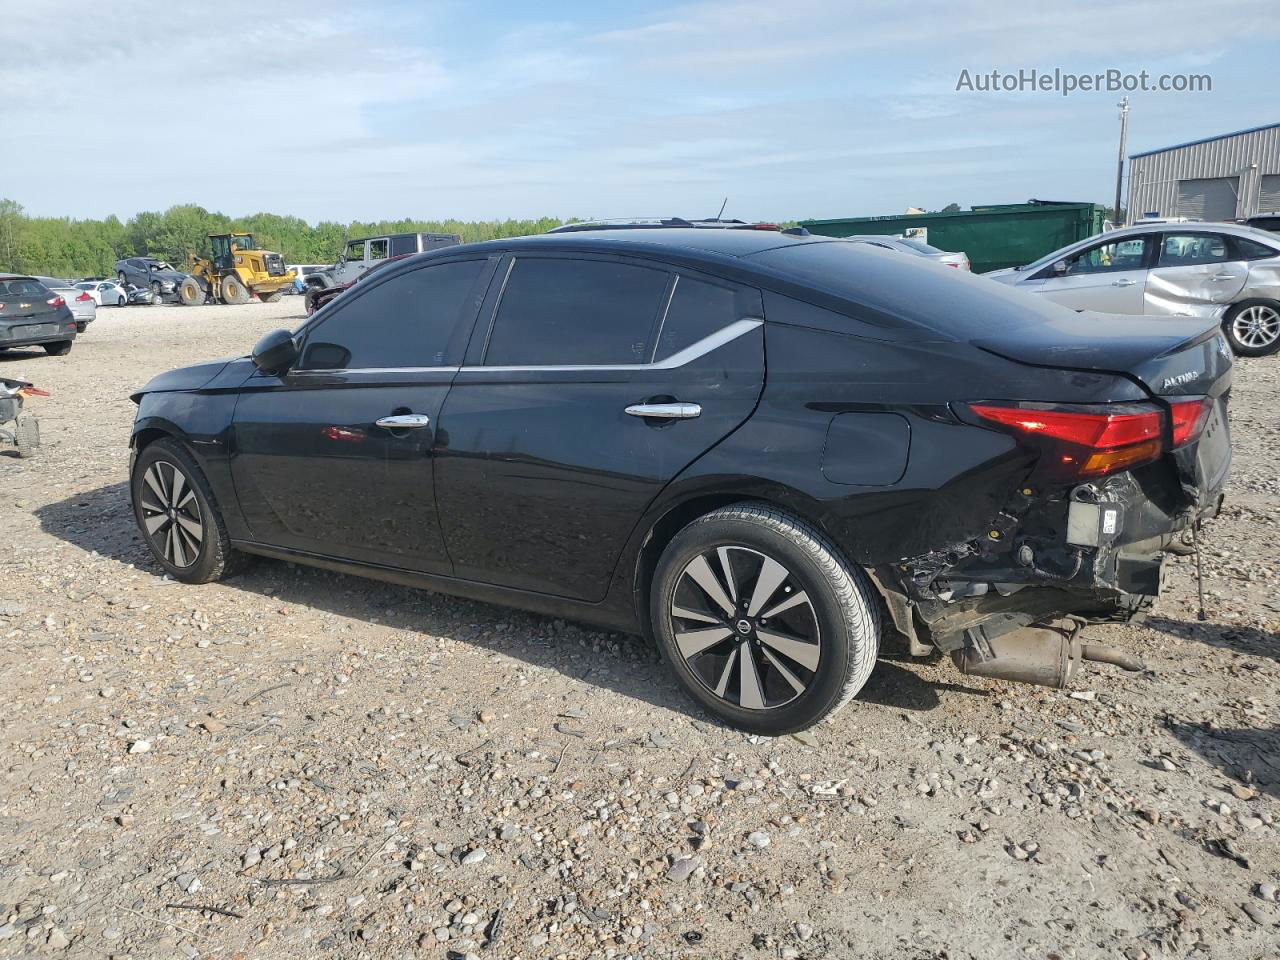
[181,233,296,306]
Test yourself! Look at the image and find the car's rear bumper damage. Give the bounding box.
[878,459,1226,689]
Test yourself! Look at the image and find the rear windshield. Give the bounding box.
[896,238,945,255]
[746,240,1070,338]
[0,278,48,296]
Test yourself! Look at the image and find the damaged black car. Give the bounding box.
[126,228,1230,733]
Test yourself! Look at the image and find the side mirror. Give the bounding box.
[1053,259,1069,276]
[252,328,298,374]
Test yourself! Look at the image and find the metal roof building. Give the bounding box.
[1126,122,1280,223]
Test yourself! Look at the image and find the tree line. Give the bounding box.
[0,198,569,278]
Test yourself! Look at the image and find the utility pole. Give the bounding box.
[1114,96,1130,226]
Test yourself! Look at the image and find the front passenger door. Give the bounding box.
[230,257,495,573]
[1026,235,1152,313]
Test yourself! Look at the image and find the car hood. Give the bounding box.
[983,267,1020,282]
[130,357,235,402]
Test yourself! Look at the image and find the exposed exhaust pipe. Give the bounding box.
[951,624,1145,688]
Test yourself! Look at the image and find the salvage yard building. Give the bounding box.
[1126,121,1280,222]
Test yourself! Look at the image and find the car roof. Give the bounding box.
[0,274,37,281]
[486,227,819,259]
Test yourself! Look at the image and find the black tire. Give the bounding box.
[1222,299,1280,357]
[76,322,87,333]
[43,341,72,356]
[221,274,250,305]
[149,281,164,305]
[14,415,38,458]
[130,437,242,583]
[116,295,126,306]
[178,278,203,306]
[305,291,320,316]
[117,271,127,285]
[260,289,284,303]
[650,503,880,734]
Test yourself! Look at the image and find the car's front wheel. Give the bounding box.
[650,503,880,734]
[130,438,241,583]
[1223,299,1280,357]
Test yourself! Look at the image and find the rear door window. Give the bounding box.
[653,275,741,361]
[1063,236,1150,275]
[1158,233,1231,266]
[389,235,418,257]
[1230,235,1280,260]
[369,239,389,262]
[297,259,486,370]
[483,258,670,366]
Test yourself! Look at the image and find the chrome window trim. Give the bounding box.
[286,366,462,376]
[461,317,762,373]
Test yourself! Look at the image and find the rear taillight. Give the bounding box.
[75,292,93,302]
[967,402,1164,479]
[47,295,65,308]
[1169,397,1212,448]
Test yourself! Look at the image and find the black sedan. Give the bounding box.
[127,229,1231,733]
[0,275,78,356]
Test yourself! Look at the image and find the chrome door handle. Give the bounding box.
[625,402,701,420]
[1111,278,1136,287]
[1210,273,1236,281]
[375,413,431,429]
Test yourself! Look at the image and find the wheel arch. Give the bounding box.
[626,482,849,641]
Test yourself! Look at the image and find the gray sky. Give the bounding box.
[3,0,1272,223]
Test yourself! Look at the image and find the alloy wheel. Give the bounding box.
[669,545,821,710]
[138,460,204,567]
[1232,304,1280,349]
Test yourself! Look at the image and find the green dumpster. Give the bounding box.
[799,200,1107,274]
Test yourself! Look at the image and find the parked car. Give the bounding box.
[36,277,96,331]
[843,235,970,269]
[123,284,155,306]
[987,223,1280,356]
[1241,213,1280,234]
[307,232,461,290]
[304,253,413,315]
[76,279,128,307]
[0,274,78,355]
[114,257,189,303]
[127,230,1231,733]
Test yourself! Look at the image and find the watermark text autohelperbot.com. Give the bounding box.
[956,68,1211,96]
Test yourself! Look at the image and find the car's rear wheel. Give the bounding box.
[131,438,241,583]
[1223,299,1280,357]
[116,294,126,306]
[650,503,880,734]
[43,341,72,356]
[75,321,86,333]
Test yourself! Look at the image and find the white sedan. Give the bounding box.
[75,280,128,306]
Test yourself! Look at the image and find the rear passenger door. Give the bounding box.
[434,253,765,601]
[1143,232,1248,314]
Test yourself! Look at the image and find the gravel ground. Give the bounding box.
[1,301,1277,960]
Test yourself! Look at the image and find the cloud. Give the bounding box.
[1,0,1271,222]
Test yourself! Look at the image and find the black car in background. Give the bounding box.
[0,275,78,355]
[115,257,190,303]
[127,230,1231,733]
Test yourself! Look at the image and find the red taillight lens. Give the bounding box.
[1169,397,1211,448]
[968,403,1164,478]
[75,292,93,302]
[47,295,65,307]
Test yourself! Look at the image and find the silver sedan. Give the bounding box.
[987,223,1280,356]
[35,277,97,332]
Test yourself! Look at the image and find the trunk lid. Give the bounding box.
[974,310,1232,506]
